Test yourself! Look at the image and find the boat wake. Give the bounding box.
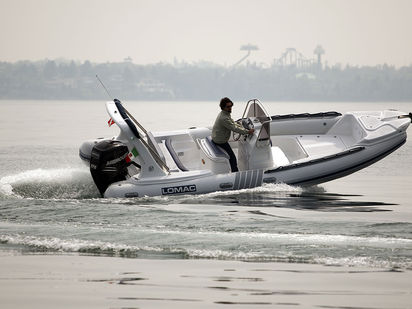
[0,168,303,201]
[0,168,396,212]
[1,233,411,268]
[0,168,100,199]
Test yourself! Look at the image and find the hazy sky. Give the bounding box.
[1,0,411,67]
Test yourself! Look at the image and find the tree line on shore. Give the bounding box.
[1,59,411,101]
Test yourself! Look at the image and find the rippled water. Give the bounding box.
[1,100,412,269]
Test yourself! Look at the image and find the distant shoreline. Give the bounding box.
[1,60,411,102]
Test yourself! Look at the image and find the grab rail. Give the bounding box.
[241,99,271,122]
[241,99,260,119]
[114,99,170,173]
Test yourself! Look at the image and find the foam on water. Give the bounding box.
[1,233,410,268]
[0,233,273,260]
[314,256,403,269]
[134,228,412,247]
[188,182,302,199]
[0,234,161,254]
[0,168,99,199]
[0,168,301,201]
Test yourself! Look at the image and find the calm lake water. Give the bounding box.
[1,100,411,269]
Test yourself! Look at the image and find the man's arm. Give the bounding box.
[222,117,251,135]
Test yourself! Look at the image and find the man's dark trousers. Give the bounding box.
[212,141,239,172]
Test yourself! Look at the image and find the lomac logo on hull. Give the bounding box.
[161,184,197,195]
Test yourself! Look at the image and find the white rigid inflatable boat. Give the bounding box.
[79,99,411,198]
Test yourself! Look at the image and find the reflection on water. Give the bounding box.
[179,188,396,212]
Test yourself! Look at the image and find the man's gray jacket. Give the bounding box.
[212,110,249,144]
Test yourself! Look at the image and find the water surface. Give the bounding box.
[1,100,411,269]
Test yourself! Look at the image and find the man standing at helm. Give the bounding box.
[212,97,255,172]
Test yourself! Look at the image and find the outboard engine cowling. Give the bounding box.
[90,140,130,196]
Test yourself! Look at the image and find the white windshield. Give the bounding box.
[244,100,270,123]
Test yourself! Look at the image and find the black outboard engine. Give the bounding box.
[90,140,130,196]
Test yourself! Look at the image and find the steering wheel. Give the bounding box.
[243,118,254,130]
[233,118,254,141]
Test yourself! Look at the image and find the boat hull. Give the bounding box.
[103,132,407,198]
[80,99,411,198]
[104,170,264,198]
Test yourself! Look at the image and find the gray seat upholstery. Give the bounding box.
[205,136,230,159]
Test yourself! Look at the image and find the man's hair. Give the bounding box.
[220,97,233,110]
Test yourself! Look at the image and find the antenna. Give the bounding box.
[96,75,113,100]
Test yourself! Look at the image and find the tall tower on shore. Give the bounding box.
[232,44,259,67]
[314,45,325,67]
